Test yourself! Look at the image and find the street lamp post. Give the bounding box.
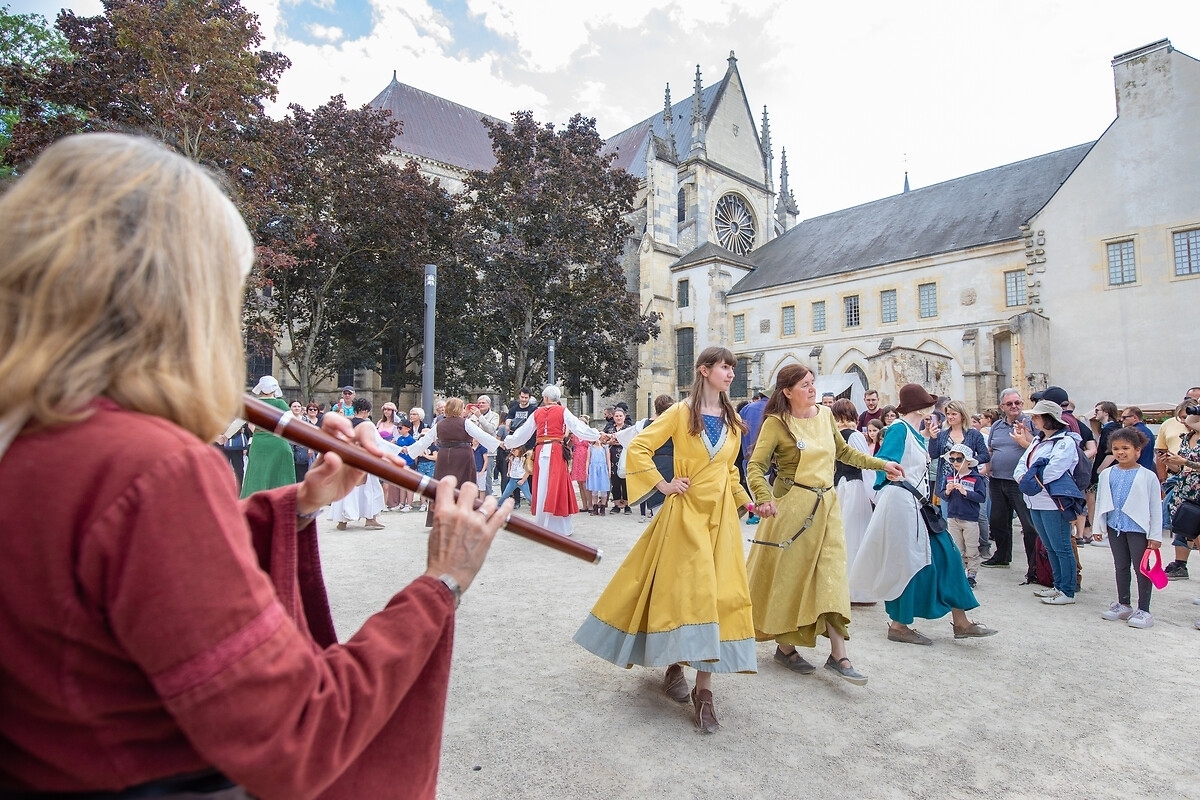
[422,264,436,415]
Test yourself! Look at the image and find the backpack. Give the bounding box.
[1046,432,1093,492]
[1033,538,1055,587]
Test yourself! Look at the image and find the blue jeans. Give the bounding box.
[1030,508,1078,597]
[498,477,532,505]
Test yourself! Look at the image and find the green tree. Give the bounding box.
[462,111,660,399]
[247,96,473,399]
[0,4,70,174]
[0,0,287,174]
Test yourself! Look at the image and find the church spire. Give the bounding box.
[775,147,799,231]
[760,105,772,160]
[903,171,910,193]
[662,83,673,127]
[689,65,707,157]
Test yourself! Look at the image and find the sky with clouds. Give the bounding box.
[9,0,1200,217]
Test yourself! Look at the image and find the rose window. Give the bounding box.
[714,193,756,255]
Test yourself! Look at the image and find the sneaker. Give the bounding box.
[967,575,977,589]
[1168,565,1189,581]
[1041,592,1076,605]
[1164,560,1181,575]
[747,515,760,525]
[1126,609,1154,628]
[1033,587,1059,598]
[398,505,412,513]
[1090,538,1109,548]
[1100,602,1133,621]
[980,559,1010,568]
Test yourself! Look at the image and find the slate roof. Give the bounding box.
[729,142,1095,295]
[603,82,724,178]
[669,241,757,270]
[367,74,503,173]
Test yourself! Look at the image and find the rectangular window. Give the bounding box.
[812,301,826,332]
[1004,270,1027,307]
[675,328,694,387]
[677,278,690,307]
[843,295,860,328]
[918,283,938,318]
[880,289,897,323]
[733,314,745,342]
[782,305,796,336]
[731,357,749,399]
[1107,240,1136,285]
[1175,229,1200,276]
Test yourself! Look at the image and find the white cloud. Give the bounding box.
[306,23,344,42]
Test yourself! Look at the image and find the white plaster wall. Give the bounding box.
[727,241,1030,405]
[1032,46,1200,409]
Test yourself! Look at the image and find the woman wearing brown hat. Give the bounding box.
[849,384,998,645]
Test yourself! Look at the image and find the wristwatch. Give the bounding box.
[437,574,462,608]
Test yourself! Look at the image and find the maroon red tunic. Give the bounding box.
[530,404,578,517]
[0,400,454,799]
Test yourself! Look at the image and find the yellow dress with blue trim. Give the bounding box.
[573,401,757,673]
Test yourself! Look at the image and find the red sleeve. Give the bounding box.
[80,445,455,799]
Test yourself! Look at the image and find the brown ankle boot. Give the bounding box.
[663,664,690,703]
[690,687,719,733]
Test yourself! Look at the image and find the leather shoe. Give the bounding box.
[980,558,1010,568]
[691,688,719,734]
[953,621,999,639]
[663,664,690,703]
[773,646,816,674]
[887,626,933,645]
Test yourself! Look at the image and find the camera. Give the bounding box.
[1186,405,1200,416]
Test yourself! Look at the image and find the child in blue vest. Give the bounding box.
[939,443,987,588]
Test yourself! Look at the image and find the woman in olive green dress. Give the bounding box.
[746,364,903,685]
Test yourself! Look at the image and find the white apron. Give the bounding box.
[848,421,932,602]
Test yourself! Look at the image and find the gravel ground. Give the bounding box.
[317,506,1200,800]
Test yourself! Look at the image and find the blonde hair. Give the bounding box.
[944,400,971,433]
[444,397,465,417]
[0,133,253,441]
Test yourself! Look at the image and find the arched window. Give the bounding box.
[677,188,686,222]
[846,364,869,391]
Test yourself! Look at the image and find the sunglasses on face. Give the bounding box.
[1003,401,1022,407]
[948,456,965,463]
[1121,414,1135,420]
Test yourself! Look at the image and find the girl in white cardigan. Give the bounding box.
[1095,427,1163,628]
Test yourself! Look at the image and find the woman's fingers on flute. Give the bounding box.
[425,477,501,595]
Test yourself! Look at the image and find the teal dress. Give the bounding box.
[874,422,979,625]
[240,397,298,498]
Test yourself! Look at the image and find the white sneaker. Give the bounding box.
[1090,538,1109,547]
[1100,602,1133,621]
[1126,609,1154,628]
[1033,587,1059,598]
[1041,592,1075,605]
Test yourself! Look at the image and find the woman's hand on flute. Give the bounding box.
[424,477,509,594]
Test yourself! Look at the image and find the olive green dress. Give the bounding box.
[745,407,887,647]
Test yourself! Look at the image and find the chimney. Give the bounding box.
[1110,38,1173,117]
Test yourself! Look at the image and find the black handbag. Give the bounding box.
[1173,499,1200,542]
[888,480,948,536]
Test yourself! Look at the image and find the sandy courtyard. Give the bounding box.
[317,505,1200,800]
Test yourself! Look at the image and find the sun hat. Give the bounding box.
[942,443,978,468]
[252,375,282,397]
[895,383,939,415]
[1028,399,1065,425]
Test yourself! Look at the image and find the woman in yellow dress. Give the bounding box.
[746,364,902,685]
[574,346,752,734]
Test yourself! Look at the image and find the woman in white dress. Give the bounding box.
[832,399,876,603]
[849,384,998,645]
[328,397,387,530]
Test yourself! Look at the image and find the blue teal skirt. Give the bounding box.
[885,533,979,625]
